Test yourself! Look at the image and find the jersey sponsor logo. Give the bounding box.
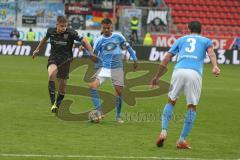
[103,42,117,51]
[53,40,67,45]
[180,55,198,60]
[64,34,69,39]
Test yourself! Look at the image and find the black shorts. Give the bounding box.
[47,57,72,79]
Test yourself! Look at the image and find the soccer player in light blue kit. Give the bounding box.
[89,18,138,123]
[151,21,221,149]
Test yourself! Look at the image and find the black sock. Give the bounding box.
[48,81,56,105]
[56,93,65,107]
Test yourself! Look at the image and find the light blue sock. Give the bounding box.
[90,89,100,110]
[162,103,174,130]
[180,109,196,141]
[115,96,122,118]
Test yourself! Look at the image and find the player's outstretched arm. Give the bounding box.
[32,36,48,59]
[124,42,138,69]
[150,52,172,87]
[207,46,221,76]
[82,38,98,62]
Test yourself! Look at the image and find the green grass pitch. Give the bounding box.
[0,56,239,160]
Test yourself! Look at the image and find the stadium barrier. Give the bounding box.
[151,34,238,50]
[0,40,239,65]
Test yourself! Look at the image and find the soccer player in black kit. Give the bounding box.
[32,16,95,113]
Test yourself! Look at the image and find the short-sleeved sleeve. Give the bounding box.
[206,38,213,48]
[93,36,102,55]
[168,39,180,55]
[72,30,83,42]
[116,33,126,46]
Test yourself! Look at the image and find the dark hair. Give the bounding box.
[188,21,201,34]
[101,18,112,24]
[57,16,67,23]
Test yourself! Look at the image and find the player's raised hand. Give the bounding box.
[32,49,39,59]
[212,66,220,76]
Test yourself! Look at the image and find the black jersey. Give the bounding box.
[46,28,83,60]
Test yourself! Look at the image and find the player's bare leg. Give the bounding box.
[156,98,176,147]
[114,85,124,123]
[89,79,103,121]
[48,64,58,113]
[176,104,196,149]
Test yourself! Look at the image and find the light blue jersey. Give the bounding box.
[93,33,137,69]
[169,34,213,76]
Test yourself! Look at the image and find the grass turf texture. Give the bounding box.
[0,56,239,159]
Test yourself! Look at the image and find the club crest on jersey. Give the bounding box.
[64,34,69,39]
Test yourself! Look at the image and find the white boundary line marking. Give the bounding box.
[0,153,238,160]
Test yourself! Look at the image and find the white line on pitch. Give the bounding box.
[0,153,237,160]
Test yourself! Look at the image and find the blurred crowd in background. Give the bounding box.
[0,0,239,49]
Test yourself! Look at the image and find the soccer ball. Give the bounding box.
[88,110,102,123]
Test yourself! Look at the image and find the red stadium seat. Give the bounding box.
[209,6,215,12]
[171,10,177,17]
[222,7,228,13]
[233,1,240,7]
[216,6,222,12]
[219,12,226,19]
[174,17,181,23]
[233,13,239,19]
[195,5,201,12]
[233,26,240,33]
[202,18,210,25]
[212,25,220,32]
[201,5,208,12]
[181,17,188,23]
[210,19,217,25]
[225,13,232,19]
[209,31,217,36]
[174,4,181,11]
[237,7,240,13]
[177,0,185,4]
[230,19,237,26]
[198,0,205,5]
[164,0,239,35]
[198,12,205,18]
[212,0,218,6]
[184,0,192,5]
[191,11,198,18]
[229,7,236,13]
[215,19,222,25]
[205,12,211,18]
[181,4,188,11]
[219,26,225,32]
[192,0,200,5]
[212,12,219,18]
[226,1,234,7]
[219,1,226,6]
[222,19,229,26]
[237,20,240,26]
[205,25,212,31]
[205,0,211,6]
